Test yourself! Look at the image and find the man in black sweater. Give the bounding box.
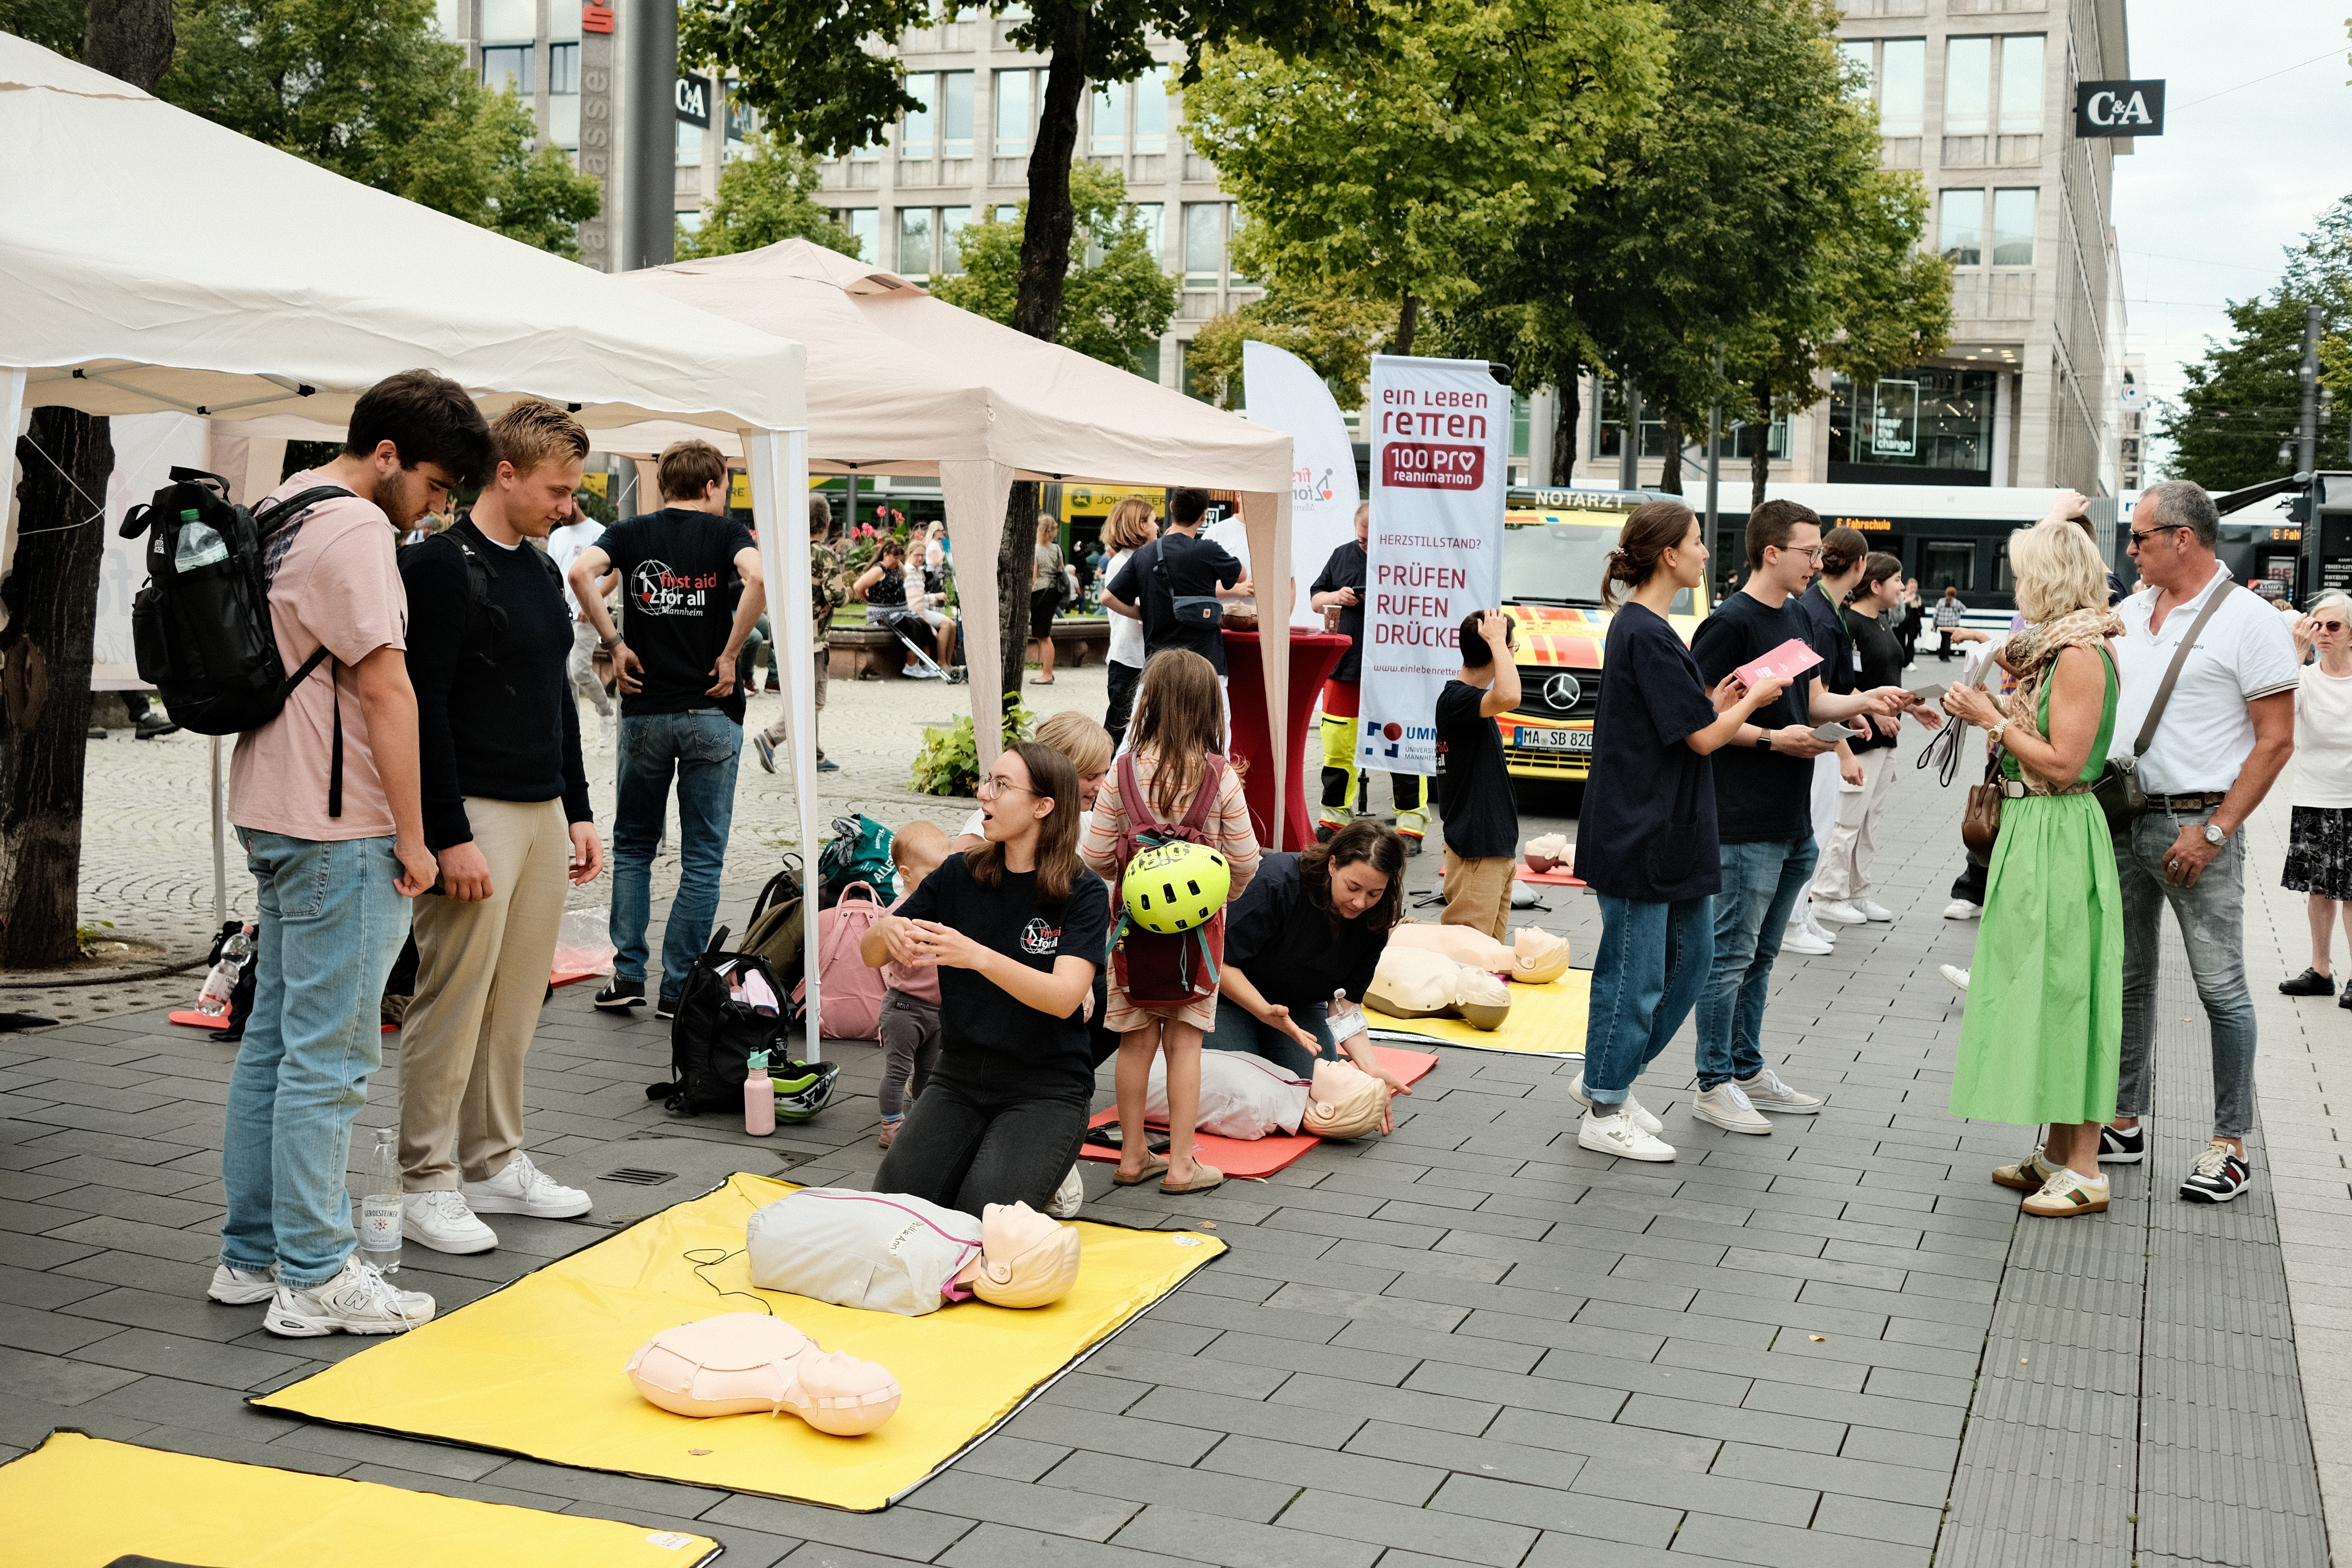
[395,401,604,1255]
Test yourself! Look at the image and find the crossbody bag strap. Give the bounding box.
[2132,581,2238,759]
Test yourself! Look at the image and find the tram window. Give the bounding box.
[1923,541,1975,595]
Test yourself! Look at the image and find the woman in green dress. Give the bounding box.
[1940,521,2125,1218]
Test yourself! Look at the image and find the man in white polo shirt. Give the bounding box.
[2103,480,2298,1203]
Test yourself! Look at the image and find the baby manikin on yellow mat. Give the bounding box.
[0,1431,720,1567]
[253,1174,1224,1512]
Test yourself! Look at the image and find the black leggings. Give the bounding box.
[1104,660,1141,750]
[873,1067,1091,1217]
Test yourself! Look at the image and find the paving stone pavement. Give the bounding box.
[1,662,2341,1565]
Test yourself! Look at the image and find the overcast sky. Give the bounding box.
[2109,2,2349,473]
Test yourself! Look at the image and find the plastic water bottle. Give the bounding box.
[744,1051,775,1137]
[357,1125,403,1274]
[194,926,254,1017]
[172,508,229,571]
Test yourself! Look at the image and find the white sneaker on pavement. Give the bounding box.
[1568,1073,1664,1136]
[1813,900,1868,926]
[264,1254,435,1337]
[1578,1110,1675,1162]
[1944,899,1982,920]
[207,1262,277,1305]
[1942,963,1971,991]
[1694,1083,1774,1135]
[1781,925,1834,956]
[1046,1163,1086,1219]
[403,1190,499,1253]
[463,1150,592,1218]
[1856,900,1896,922]
[1736,1068,1824,1113]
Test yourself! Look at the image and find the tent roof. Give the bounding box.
[0,34,804,433]
[608,240,1289,491]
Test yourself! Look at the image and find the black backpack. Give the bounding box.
[644,926,790,1115]
[123,468,355,813]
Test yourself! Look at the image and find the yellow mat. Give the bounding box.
[254,1174,1224,1512]
[1367,970,1590,1056]
[0,1430,719,1566]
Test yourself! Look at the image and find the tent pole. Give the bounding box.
[747,426,822,1060]
[210,736,226,931]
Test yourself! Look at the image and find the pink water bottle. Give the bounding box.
[744,1051,775,1136]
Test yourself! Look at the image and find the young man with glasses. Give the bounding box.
[2102,481,2298,1202]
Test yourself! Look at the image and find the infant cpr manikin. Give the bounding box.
[624,1313,902,1435]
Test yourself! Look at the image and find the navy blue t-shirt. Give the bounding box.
[1792,582,1857,697]
[1573,605,1722,902]
[1690,589,1815,844]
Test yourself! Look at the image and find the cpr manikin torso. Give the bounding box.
[624,1313,902,1434]
[745,1190,1080,1316]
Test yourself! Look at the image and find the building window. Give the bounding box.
[842,208,878,262]
[902,73,934,157]
[479,0,534,41]
[994,204,1020,224]
[1837,39,1871,97]
[1940,188,1983,266]
[677,120,702,165]
[1726,416,1791,461]
[940,206,971,273]
[1990,188,2035,266]
[1182,202,1224,287]
[1090,79,1126,154]
[431,0,459,39]
[1133,66,1168,153]
[1944,37,1991,137]
[1132,202,1164,266]
[482,44,532,96]
[548,41,579,95]
[1879,40,1924,138]
[899,208,932,276]
[1592,377,1669,460]
[940,71,973,157]
[677,209,704,236]
[1998,35,2045,133]
[994,69,1031,156]
[1828,369,1999,476]
[1921,541,1976,594]
[1134,340,1162,384]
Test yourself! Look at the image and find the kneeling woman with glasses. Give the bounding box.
[863,742,1112,1216]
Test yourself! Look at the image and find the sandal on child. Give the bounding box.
[1159,1162,1224,1196]
[1113,1153,1171,1187]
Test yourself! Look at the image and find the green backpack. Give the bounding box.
[818,813,897,909]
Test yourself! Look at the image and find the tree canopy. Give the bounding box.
[677,130,862,260]
[1184,279,1392,409]
[930,162,1176,369]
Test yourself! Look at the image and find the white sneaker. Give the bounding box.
[1944,899,1982,920]
[1568,1073,1664,1136]
[1736,1068,1824,1113]
[1813,900,1868,926]
[1855,900,1896,922]
[1781,925,1834,956]
[265,1255,435,1337]
[1941,963,1971,991]
[463,1151,592,1219]
[1578,1110,1676,1162]
[402,1190,498,1254]
[1046,1163,1086,1219]
[1805,910,1838,942]
[207,1262,277,1305]
[1693,1083,1773,1135]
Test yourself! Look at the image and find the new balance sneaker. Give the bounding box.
[1781,925,1834,956]
[1991,1147,2059,1193]
[2280,967,2336,997]
[1693,1083,1773,1135]
[264,1255,435,1337]
[2097,1124,2144,1165]
[207,1262,277,1305]
[402,1190,498,1254]
[2021,1166,2110,1217]
[754,732,778,774]
[1578,1110,1675,1162]
[1855,900,1896,923]
[1813,899,1869,926]
[1944,899,1983,921]
[1736,1069,1824,1113]
[1046,1163,1086,1219]
[594,979,645,1011]
[2179,1139,2251,1204]
[1568,1072,1664,1136]
[463,1151,591,1219]
[1941,963,1971,991]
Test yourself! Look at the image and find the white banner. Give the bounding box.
[1357,355,1508,776]
[1238,339,1359,628]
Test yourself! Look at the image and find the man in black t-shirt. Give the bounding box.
[1687,501,1909,1135]
[565,440,765,1017]
[1309,502,1429,850]
[1434,609,1522,939]
[1102,487,1250,706]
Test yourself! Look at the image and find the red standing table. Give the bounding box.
[1222,629,1350,852]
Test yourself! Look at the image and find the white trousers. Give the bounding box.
[1811,747,1896,902]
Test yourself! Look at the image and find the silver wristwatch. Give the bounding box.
[2203,822,2226,847]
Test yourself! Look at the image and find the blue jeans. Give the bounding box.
[611,708,743,1007]
[221,831,411,1288]
[1202,995,1340,1080]
[1583,894,1714,1104]
[2115,806,2256,1138]
[1696,837,1818,1091]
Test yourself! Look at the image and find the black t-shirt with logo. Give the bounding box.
[1311,541,1370,684]
[595,508,757,723]
[1106,530,1244,675]
[897,853,1112,1093]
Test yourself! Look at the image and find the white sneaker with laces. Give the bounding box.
[265,1254,435,1337]
[1944,899,1983,920]
[1856,900,1896,922]
[464,1151,592,1218]
[1781,925,1834,956]
[1736,1068,1824,1113]
[1046,1163,1086,1219]
[1813,900,1868,926]
[1568,1073,1664,1136]
[207,1262,277,1305]
[1941,963,1971,991]
[403,1190,498,1253]
[1578,1110,1675,1162]
[1694,1083,1773,1134]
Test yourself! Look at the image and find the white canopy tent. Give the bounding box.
[0,35,845,1041]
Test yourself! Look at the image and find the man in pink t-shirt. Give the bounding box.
[211,370,493,1341]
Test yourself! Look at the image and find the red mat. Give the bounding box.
[1079,1047,1439,1178]
[168,1011,396,1033]
[550,968,603,988]
[1517,867,1586,887]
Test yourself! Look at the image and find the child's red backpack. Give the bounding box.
[1106,751,1231,1010]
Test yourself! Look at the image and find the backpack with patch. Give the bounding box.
[817,812,897,909]
[1106,750,1229,1009]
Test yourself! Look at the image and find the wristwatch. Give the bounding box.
[2203,822,2227,846]
[1755,732,1773,752]
[599,631,623,650]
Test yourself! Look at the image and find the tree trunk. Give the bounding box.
[0,411,113,968]
[1550,355,1580,486]
[1394,292,1418,358]
[1657,411,1683,495]
[1000,481,1038,704]
[86,0,175,90]
[1750,376,1772,513]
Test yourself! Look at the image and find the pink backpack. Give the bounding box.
[791,880,890,1040]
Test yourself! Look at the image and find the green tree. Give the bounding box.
[0,0,91,54]
[1184,279,1393,409]
[158,0,600,255]
[677,130,861,259]
[931,163,1175,368]
[1185,0,1671,355]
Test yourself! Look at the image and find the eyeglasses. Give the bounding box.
[2317,621,2348,633]
[975,775,1035,800]
[2127,524,2187,548]
[1771,544,1826,563]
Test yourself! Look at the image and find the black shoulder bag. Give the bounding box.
[2091,583,2237,832]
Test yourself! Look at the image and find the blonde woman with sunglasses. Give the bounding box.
[2280,592,2352,1003]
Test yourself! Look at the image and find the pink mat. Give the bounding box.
[1516,867,1586,887]
[1078,1047,1439,1178]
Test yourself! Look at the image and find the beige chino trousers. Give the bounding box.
[1441,849,1517,942]
[399,796,571,1190]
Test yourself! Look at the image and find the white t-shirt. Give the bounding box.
[546,519,604,616]
[2109,563,2300,794]
[2294,663,2352,808]
[1103,548,1145,668]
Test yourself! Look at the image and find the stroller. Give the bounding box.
[868,604,964,683]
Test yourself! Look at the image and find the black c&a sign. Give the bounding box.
[675,74,712,128]
[2075,80,2164,138]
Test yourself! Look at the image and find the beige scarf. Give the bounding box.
[1992,606,2122,794]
